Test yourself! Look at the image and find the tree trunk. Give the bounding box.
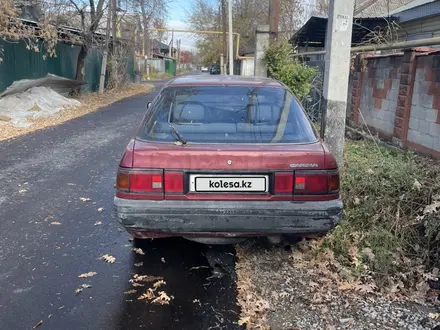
[73,44,88,95]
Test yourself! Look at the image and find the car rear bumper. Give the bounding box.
[113,197,343,236]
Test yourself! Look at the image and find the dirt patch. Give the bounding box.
[0,84,154,141]
[236,240,440,330]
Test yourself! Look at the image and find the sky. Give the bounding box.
[166,0,201,51]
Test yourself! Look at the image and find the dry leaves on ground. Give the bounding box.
[235,245,271,330]
[129,274,172,304]
[78,272,97,278]
[124,289,137,295]
[75,284,92,294]
[101,254,116,263]
[79,197,91,202]
[94,221,102,226]
[0,84,154,141]
[50,221,62,225]
[132,248,145,255]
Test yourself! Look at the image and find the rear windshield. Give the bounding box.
[138,85,317,144]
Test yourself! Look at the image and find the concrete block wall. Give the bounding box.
[357,55,402,136]
[348,50,440,158]
[407,54,440,153]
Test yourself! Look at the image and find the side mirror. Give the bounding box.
[147,102,152,109]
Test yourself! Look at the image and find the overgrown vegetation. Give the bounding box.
[262,40,317,101]
[305,138,440,298]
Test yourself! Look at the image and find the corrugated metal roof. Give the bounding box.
[354,0,415,17]
[389,0,436,14]
[394,0,440,22]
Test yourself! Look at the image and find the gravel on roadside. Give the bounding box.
[235,239,440,330]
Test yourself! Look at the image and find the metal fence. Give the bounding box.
[0,40,134,93]
[301,60,325,123]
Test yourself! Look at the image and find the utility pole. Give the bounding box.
[170,29,174,58]
[227,0,233,75]
[268,0,279,43]
[221,0,227,74]
[99,0,112,93]
[321,0,355,167]
[177,39,181,71]
[111,0,117,46]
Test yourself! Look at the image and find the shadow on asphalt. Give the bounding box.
[113,238,241,330]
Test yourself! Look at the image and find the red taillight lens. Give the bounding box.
[165,172,184,192]
[129,171,163,192]
[274,172,294,194]
[294,171,339,195]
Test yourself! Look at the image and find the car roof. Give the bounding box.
[167,75,285,88]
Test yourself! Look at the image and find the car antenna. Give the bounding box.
[169,124,187,145]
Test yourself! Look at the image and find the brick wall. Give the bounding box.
[348,49,440,159]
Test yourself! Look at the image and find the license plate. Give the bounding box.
[190,175,268,192]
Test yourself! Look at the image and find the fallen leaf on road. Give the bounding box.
[193,299,200,303]
[97,207,104,212]
[131,274,162,282]
[44,215,54,221]
[151,291,171,305]
[101,254,116,263]
[19,189,27,193]
[33,320,43,329]
[153,280,166,289]
[75,288,82,294]
[190,266,210,270]
[132,248,145,255]
[79,197,91,202]
[78,272,97,278]
[94,221,102,226]
[134,262,143,267]
[138,288,155,300]
[50,221,62,225]
[48,314,52,319]
[131,283,145,287]
[124,289,137,294]
[81,284,92,288]
[161,257,166,263]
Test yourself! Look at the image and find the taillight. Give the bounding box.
[164,172,184,193]
[130,171,163,192]
[116,169,163,193]
[116,169,186,197]
[294,170,339,195]
[116,171,129,191]
[274,172,294,194]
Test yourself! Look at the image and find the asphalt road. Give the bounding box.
[0,77,240,330]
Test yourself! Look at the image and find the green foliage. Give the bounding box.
[262,40,317,100]
[324,139,440,288]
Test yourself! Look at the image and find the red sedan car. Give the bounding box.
[114,75,342,244]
